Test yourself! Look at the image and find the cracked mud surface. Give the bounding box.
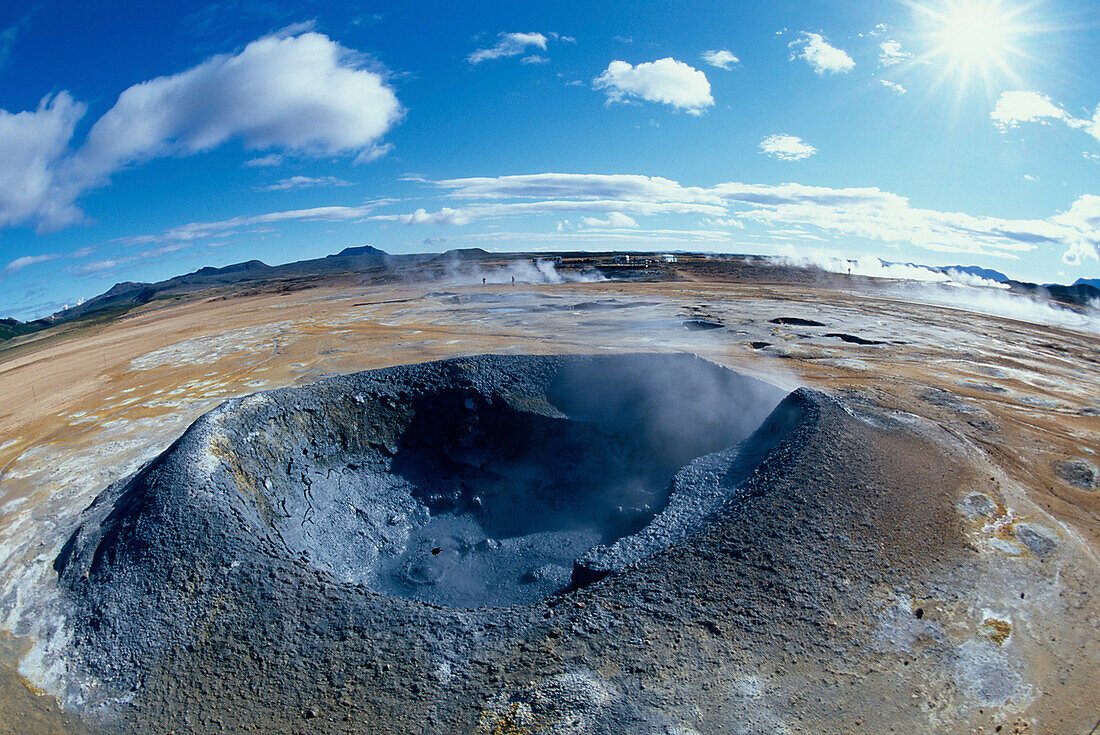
[1,257,1099,734]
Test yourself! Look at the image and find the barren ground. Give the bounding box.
[1,257,1098,734]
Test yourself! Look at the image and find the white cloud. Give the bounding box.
[789,32,855,74]
[258,175,353,191]
[991,91,1083,131]
[878,40,910,66]
[470,200,725,217]
[3,253,61,274]
[880,79,907,95]
[244,153,285,168]
[991,91,1100,157]
[593,58,714,114]
[0,92,86,230]
[467,32,548,64]
[1050,194,1100,265]
[115,202,390,246]
[702,217,746,229]
[432,173,724,204]
[428,173,1093,260]
[372,207,471,226]
[0,32,402,234]
[73,32,402,183]
[105,172,1100,273]
[0,21,21,72]
[579,212,639,228]
[701,50,739,70]
[520,55,549,65]
[759,134,817,161]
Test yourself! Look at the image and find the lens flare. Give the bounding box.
[911,0,1034,92]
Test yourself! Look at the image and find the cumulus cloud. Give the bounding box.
[701,50,739,70]
[1051,195,1100,265]
[789,32,855,74]
[0,92,87,230]
[73,33,401,181]
[880,79,907,95]
[258,175,353,192]
[759,134,817,161]
[991,90,1100,161]
[991,91,1084,131]
[878,40,910,67]
[467,32,547,64]
[0,32,401,234]
[579,212,639,228]
[593,58,713,114]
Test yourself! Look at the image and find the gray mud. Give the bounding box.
[43,353,1082,735]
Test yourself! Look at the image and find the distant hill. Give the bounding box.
[4,246,1096,345]
[0,317,50,341]
[433,247,492,262]
[1005,279,1100,308]
[943,265,1010,283]
[330,245,388,259]
[1,246,394,343]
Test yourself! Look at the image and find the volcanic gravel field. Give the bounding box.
[1,257,1098,734]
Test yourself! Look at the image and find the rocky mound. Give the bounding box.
[45,353,1091,735]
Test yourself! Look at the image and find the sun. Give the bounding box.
[912,0,1033,90]
[935,1,1019,67]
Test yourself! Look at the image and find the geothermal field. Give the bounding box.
[1,252,1098,734]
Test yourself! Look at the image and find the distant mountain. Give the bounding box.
[890,261,1099,308]
[878,260,1009,284]
[51,282,159,323]
[191,259,271,277]
[331,245,388,259]
[1006,279,1100,308]
[1,246,396,343]
[942,265,1010,283]
[434,248,492,262]
[0,317,50,341]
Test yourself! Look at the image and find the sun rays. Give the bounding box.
[908,0,1038,98]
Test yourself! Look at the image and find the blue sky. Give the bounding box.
[1,0,1098,319]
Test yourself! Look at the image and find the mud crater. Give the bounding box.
[197,354,786,608]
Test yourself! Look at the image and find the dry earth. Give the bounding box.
[1,256,1098,733]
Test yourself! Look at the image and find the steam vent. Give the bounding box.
[44,354,1098,734]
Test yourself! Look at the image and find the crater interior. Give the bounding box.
[217,354,785,607]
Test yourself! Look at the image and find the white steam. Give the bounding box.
[773,246,1100,334]
[440,257,607,286]
[774,247,1008,288]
